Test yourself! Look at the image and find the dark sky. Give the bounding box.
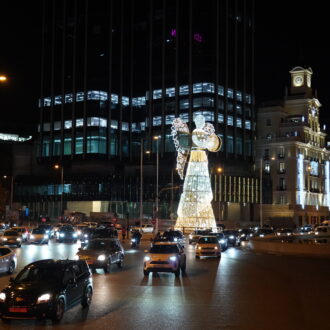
[0,1,329,134]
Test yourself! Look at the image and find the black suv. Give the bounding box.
[0,259,93,322]
[56,226,78,243]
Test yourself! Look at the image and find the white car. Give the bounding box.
[132,224,154,233]
[143,242,186,277]
[0,247,17,274]
[28,228,49,244]
[315,226,330,236]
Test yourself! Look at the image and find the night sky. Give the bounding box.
[0,1,329,135]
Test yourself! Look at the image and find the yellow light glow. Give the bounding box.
[217,167,223,173]
[54,164,60,169]
[0,75,7,82]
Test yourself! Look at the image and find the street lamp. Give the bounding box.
[3,175,14,211]
[54,164,64,217]
[216,167,223,223]
[0,75,8,82]
[153,136,160,233]
[139,138,150,228]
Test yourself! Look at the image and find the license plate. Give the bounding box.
[9,307,28,313]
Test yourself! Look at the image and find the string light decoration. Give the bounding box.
[171,114,222,231]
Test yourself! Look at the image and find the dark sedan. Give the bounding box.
[75,238,124,273]
[222,230,239,246]
[56,226,78,243]
[0,259,93,322]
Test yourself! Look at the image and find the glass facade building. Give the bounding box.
[16,0,256,221]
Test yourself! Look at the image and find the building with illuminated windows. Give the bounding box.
[256,67,330,227]
[13,0,257,224]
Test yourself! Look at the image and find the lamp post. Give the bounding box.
[54,164,64,217]
[3,175,14,210]
[153,136,160,233]
[217,167,223,223]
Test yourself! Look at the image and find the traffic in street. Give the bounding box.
[0,227,329,330]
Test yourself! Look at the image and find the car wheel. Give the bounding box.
[174,267,181,277]
[104,260,111,273]
[81,286,93,307]
[51,299,65,322]
[143,270,150,276]
[7,261,15,274]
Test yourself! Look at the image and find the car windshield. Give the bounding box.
[15,266,63,284]
[32,228,46,234]
[4,231,19,236]
[198,237,218,244]
[150,245,179,254]
[87,240,116,250]
[61,226,74,232]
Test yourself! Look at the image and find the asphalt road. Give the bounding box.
[0,239,329,330]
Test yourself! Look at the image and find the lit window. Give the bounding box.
[227,89,234,99]
[122,122,129,131]
[193,83,203,94]
[236,118,242,128]
[279,162,285,173]
[202,82,214,93]
[43,97,51,107]
[111,94,118,104]
[54,121,61,130]
[180,99,189,109]
[166,87,175,98]
[179,85,189,95]
[227,116,233,126]
[43,123,50,132]
[64,120,72,129]
[245,120,251,130]
[165,114,175,125]
[131,123,141,132]
[153,89,162,99]
[245,94,252,104]
[76,119,84,127]
[218,85,224,96]
[194,111,213,121]
[218,114,224,123]
[111,120,118,129]
[87,91,101,100]
[54,96,62,105]
[236,91,242,102]
[140,122,146,131]
[132,97,146,106]
[100,118,107,127]
[65,94,73,103]
[236,105,242,114]
[88,117,100,126]
[264,163,270,173]
[76,92,84,102]
[153,116,162,126]
[266,133,272,140]
[121,96,129,106]
[99,91,108,101]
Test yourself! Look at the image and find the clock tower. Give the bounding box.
[289,66,313,96]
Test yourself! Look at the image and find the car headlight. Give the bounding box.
[73,233,78,238]
[277,233,281,236]
[198,246,202,250]
[97,254,106,261]
[45,230,50,234]
[30,235,35,239]
[174,237,178,242]
[229,235,234,239]
[84,234,88,238]
[0,292,6,302]
[169,256,177,261]
[287,233,291,236]
[16,238,21,241]
[249,234,253,237]
[315,232,319,235]
[240,234,245,237]
[77,230,81,235]
[131,238,136,242]
[144,256,151,261]
[60,233,64,237]
[44,235,48,239]
[214,246,218,250]
[74,255,79,260]
[220,239,225,244]
[2,238,7,241]
[189,234,192,239]
[260,234,265,237]
[37,293,51,304]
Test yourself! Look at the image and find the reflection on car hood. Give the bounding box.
[148,253,177,261]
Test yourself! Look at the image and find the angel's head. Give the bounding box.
[194,114,205,129]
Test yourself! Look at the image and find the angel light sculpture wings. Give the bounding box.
[171,114,222,231]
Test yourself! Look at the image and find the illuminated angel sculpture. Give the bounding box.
[171,114,221,231]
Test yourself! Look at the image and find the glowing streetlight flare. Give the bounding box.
[0,75,8,82]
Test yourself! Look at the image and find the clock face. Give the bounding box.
[294,76,303,86]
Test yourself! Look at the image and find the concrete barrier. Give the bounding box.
[249,237,330,258]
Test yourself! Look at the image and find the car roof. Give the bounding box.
[24,259,78,269]
[153,242,178,246]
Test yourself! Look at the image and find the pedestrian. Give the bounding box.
[121,227,126,240]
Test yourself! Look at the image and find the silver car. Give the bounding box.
[0,247,17,274]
